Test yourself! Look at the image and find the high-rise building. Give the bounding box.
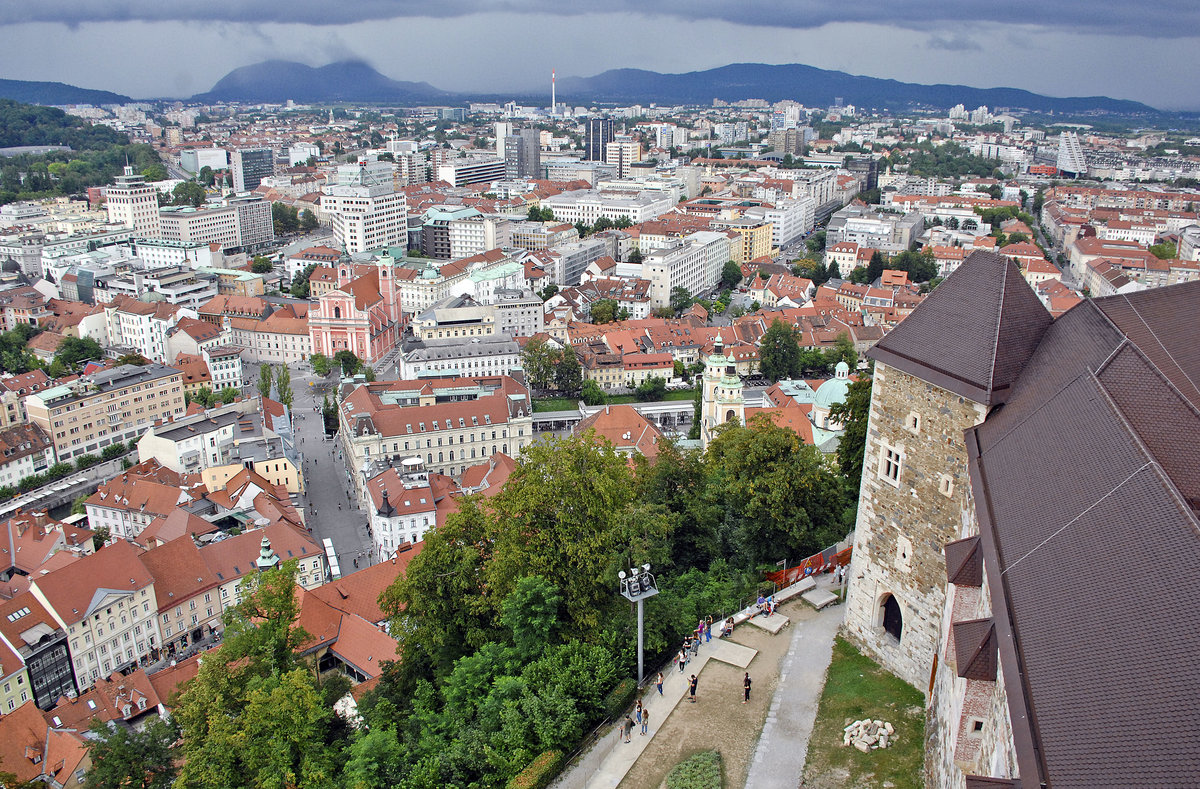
[504,129,542,179]
[495,121,514,159]
[1056,131,1087,178]
[323,161,408,255]
[585,118,616,162]
[105,166,161,238]
[229,148,275,192]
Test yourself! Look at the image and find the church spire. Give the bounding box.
[255,533,280,570]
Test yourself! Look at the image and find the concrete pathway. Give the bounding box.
[577,637,759,789]
[743,578,845,789]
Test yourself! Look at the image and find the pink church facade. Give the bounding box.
[308,259,404,364]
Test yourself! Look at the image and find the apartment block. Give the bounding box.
[25,364,186,461]
[338,375,534,487]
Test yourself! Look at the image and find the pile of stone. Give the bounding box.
[842,719,894,752]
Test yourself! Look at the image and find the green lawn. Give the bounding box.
[532,397,579,413]
[802,637,924,789]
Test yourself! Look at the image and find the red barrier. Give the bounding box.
[766,546,852,587]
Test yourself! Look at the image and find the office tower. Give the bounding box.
[229,148,275,193]
[586,118,615,162]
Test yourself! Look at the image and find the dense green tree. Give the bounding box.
[309,353,331,376]
[322,394,338,434]
[627,248,644,265]
[634,375,667,402]
[197,166,215,186]
[670,286,693,315]
[719,259,742,290]
[806,230,827,253]
[554,345,582,394]
[705,415,852,565]
[581,379,606,406]
[116,353,149,366]
[276,364,293,410]
[83,717,179,789]
[758,319,801,382]
[54,336,102,371]
[829,374,872,484]
[1150,241,1177,260]
[250,256,274,273]
[140,164,167,182]
[172,180,207,208]
[300,209,319,232]
[334,350,361,376]
[382,497,499,676]
[257,364,273,399]
[291,263,317,298]
[589,298,617,324]
[486,433,636,634]
[272,203,301,235]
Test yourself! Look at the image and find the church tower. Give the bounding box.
[843,251,1051,691]
[700,334,744,448]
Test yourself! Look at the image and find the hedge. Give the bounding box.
[602,677,638,721]
[666,750,723,789]
[507,750,563,789]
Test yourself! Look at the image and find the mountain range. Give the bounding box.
[0,60,1162,116]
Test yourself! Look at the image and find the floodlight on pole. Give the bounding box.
[619,564,659,684]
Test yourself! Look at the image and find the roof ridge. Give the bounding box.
[986,260,1009,395]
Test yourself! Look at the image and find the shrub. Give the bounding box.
[74,454,101,470]
[602,677,638,721]
[101,443,126,460]
[666,750,723,789]
[506,750,564,789]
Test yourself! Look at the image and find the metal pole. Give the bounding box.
[637,598,644,685]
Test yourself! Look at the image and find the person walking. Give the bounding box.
[634,700,643,726]
[705,615,713,642]
[640,708,649,735]
[656,672,664,696]
[743,672,752,704]
[678,648,687,673]
[622,715,634,743]
[688,674,698,703]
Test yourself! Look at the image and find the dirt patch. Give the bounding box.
[618,599,815,789]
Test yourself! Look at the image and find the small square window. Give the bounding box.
[939,474,955,498]
[905,411,921,434]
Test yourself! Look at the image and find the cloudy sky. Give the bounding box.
[0,2,1197,110]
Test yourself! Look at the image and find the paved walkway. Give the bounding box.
[577,638,758,789]
[743,578,844,789]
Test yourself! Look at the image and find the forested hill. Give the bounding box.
[0,99,127,149]
[0,78,131,107]
[0,99,162,205]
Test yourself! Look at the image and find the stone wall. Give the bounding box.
[843,361,986,691]
[927,565,1020,786]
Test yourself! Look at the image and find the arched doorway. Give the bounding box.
[881,594,903,642]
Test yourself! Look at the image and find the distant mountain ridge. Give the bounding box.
[0,79,131,107]
[554,63,1158,115]
[190,60,449,104]
[0,60,1162,116]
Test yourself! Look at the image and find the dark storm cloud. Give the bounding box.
[2,0,1197,39]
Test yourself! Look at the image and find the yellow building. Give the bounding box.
[720,218,774,262]
[202,455,304,495]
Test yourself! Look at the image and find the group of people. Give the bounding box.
[755,593,777,618]
[621,669,754,743]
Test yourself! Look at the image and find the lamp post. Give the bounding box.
[619,563,659,684]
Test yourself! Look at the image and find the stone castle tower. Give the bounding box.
[700,333,744,448]
[843,251,1051,691]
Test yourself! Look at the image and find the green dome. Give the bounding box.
[814,368,851,411]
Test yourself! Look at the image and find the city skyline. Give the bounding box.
[0,5,1197,109]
